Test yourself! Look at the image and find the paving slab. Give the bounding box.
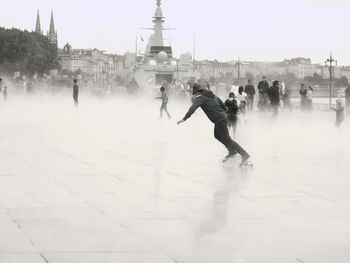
[0,97,349,262]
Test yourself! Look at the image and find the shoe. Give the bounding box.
[240,154,250,166]
[225,151,237,159]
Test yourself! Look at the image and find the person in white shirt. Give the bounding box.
[236,86,248,123]
[230,81,239,95]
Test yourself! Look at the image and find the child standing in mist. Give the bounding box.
[155,86,171,119]
[224,92,239,137]
[331,99,344,127]
[236,86,248,123]
[73,79,79,106]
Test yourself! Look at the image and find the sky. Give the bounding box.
[1,0,350,65]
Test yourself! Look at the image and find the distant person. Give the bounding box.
[0,78,2,92]
[306,86,314,110]
[345,85,350,112]
[267,80,280,118]
[299,83,308,110]
[73,79,79,106]
[281,82,292,111]
[244,79,256,111]
[177,84,250,165]
[230,81,239,95]
[331,99,344,127]
[236,86,248,123]
[27,79,34,93]
[22,77,27,94]
[224,92,239,136]
[155,86,171,119]
[257,76,269,111]
[3,86,7,101]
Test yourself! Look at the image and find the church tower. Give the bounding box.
[35,10,42,35]
[47,11,58,46]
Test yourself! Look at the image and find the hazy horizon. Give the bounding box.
[1,0,350,65]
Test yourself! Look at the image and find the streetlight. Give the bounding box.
[235,58,242,84]
[325,53,337,109]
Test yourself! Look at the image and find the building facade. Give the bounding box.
[59,43,125,81]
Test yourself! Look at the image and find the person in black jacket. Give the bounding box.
[244,79,256,111]
[257,76,269,111]
[224,92,239,136]
[177,84,250,164]
[345,85,350,111]
[267,80,280,118]
[299,83,308,110]
[73,79,79,106]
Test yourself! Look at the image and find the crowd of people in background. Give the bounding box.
[1,73,350,129]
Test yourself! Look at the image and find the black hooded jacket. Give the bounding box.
[267,85,280,105]
[183,91,227,124]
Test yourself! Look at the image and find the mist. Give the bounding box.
[1,86,349,263]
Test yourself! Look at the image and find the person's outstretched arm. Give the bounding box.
[177,97,204,124]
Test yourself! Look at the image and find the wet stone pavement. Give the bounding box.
[0,96,349,263]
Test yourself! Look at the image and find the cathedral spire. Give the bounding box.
[35,10,42,34]
[47,11,58,46]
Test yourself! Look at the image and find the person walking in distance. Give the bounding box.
[281,82,292,111]
[3,86,7,101]
[155,86,171,119]
[73,79,79,106]
[236,86,248,124]
[306,86,314,111]
[177,84,250,165]
[244,79,256,111]
[267,80,280,119]
[299,83,308,110]
[344,84,350,113]
[331,99,345,128]
[257,76,269,111]
[225,92,239,137]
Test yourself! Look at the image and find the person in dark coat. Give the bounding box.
[224,92,239,136]
[345,85,350,112]
[267,80,280,118]
[257,76,269,111]
[244,79,256,111]
[73,79,79,106]
[177,84,250,164]
[299,83,307,110]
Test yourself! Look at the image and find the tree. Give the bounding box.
[338,76,348,87]
[304,73,324,84]
[0,27,60,76]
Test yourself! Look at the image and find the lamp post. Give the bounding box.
[325,53,337,109]
[176,61,179,88]
[235,58,243,85]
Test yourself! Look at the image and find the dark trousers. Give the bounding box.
[247,95,254,110]
[271,104,279,119]
[73,95,78,105]
[160,102,171,118]
[214,119,247,156]
[227,116,237,135]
